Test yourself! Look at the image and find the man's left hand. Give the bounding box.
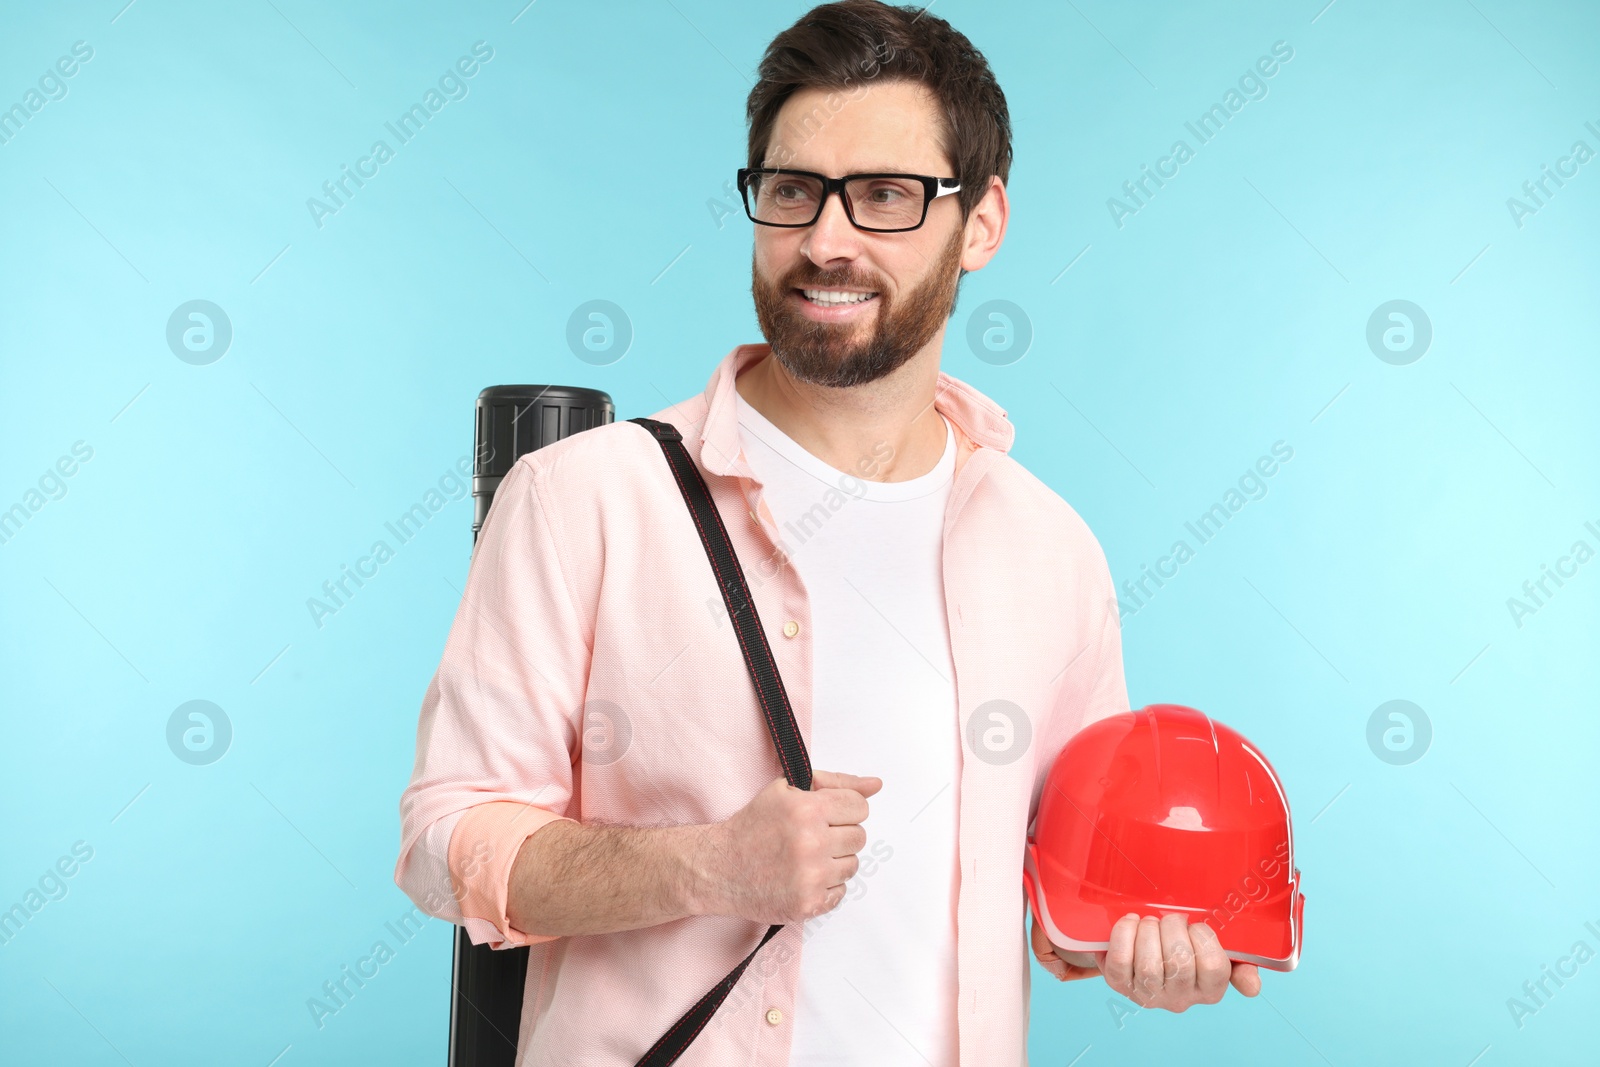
[1031,911,1261,1010]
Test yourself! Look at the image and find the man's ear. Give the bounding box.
[959,176,1008,274]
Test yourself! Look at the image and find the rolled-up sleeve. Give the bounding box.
[394,452,589,949]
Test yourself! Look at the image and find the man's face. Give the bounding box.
[750,79,968,389]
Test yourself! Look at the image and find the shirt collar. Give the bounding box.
[694,342,1015,480]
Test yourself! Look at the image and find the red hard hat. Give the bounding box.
[1023,703,1305,971]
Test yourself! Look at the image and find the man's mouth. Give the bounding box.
[795,287,880,307]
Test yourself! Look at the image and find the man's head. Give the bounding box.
[744,0,1012,389]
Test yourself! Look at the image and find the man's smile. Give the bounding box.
[792,287,882,320]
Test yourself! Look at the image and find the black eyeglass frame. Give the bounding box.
[736,167,963,233]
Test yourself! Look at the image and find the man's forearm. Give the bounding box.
[505,818,725,938]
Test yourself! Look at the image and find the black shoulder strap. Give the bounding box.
[626,416,812,1067]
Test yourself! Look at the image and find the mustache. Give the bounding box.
[784,272,881,291]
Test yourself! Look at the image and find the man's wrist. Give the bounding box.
[678,822,728,918]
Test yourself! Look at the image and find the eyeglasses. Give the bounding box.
[737,167,962,233]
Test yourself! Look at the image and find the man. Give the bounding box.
[395,2,1260,1063]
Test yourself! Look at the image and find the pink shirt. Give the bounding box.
[394,342,1130,1065]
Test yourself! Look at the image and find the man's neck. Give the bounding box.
[734,343,950,483]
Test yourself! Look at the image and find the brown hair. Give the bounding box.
[746,0,1012,224]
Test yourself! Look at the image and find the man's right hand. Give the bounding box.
[692,769,882,926]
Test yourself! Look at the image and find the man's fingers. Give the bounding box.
[1159,913,1196,1001]
[810,770,883,797]
[1187,921,1233,1003]
[827,854,860,888]
[1101,913,1139,994]
[827,823,868,858]
[1229,961,1262,997]
[1030,916,1091,982]
[1029,914,1052,956]
[1131,915,1165,1004]
[817,787,870,827]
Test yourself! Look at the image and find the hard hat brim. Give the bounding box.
[1024,843,1304,972]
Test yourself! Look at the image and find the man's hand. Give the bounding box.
[1031,912,1262,1010]
[693,770,882,926]
[1029,911,1103,982]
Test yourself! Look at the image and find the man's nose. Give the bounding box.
[801,189,864,265]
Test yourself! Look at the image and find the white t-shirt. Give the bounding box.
[733,389,962,1067]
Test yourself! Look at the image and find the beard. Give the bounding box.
[750,225,966,389]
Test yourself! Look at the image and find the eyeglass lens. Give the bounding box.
[745,173,928,229]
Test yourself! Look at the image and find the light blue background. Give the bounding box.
[2,1,1597,1064]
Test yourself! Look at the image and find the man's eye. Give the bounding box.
[775,184,811,201]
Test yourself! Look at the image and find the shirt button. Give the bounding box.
[765,1007,784,1026]
[783,620,800,638]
